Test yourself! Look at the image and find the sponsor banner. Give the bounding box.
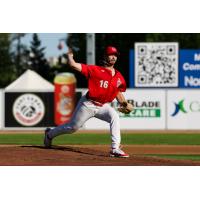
[13,94,45,126]
[135,42,179,88]
[179,49,200,88]
[5,92,55,127]
[167,90,200,129]
[4,91,82,129]
[84,89,166,130]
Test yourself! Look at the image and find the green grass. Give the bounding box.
[145,154,200,161]
[122,134,200,145]
[0,133,200,145]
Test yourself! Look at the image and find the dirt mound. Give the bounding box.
[0,145,200,166]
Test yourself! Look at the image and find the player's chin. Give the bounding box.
[109,60,116,65]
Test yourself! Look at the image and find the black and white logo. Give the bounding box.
[13,94,45,126]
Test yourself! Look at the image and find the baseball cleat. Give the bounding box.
[44,128,52,148]
[110,148,129,158]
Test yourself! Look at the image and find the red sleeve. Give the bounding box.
[119,76,127,92]
[81,63,90,78]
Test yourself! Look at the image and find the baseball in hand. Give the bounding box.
[67,48,73,57]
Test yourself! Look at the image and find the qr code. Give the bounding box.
[135,43,179,87]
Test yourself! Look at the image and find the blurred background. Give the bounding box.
[1,33,200,88]
[1,33,200,130]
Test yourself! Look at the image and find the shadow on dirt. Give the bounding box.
[21,145,108,157]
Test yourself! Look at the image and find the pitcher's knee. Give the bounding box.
[111,112,120,122]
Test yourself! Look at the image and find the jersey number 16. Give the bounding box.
[100,80,108,88]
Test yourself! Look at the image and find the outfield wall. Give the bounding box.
[84,89,166,130]
[84,89,200,130]
[0,88,200,130]
[167,90,200,130]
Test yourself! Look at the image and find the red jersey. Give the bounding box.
[81,64,126,104]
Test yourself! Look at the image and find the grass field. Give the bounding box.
[1,133,200,162]
[0,133,200,145]
[146,154,200,161]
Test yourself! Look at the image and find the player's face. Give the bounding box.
[107,54,117,65]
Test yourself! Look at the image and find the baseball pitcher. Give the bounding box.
[44,46,133,157]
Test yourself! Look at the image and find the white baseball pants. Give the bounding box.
[48,95,121,149]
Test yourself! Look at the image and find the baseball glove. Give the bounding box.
[118,102,134,114]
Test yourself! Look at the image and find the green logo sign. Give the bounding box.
[171,99,187,116]
[129,109,160,117]
[171,99,200,116]
[111,100,161,118]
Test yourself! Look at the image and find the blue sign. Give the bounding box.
[179,50,200,88]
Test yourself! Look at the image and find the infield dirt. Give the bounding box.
[1,145,200,166]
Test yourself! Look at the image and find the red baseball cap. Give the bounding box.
[105,46,119,56]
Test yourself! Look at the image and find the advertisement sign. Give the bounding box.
[135,42,179,88]
[12,93,45,126]
[54,73,77,125]
[5,92,55,127]
[167,90,200,129]
[179,49,200,88]
[84,89,166,130]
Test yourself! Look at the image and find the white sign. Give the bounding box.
[84,89,166,130]
[167,90,200,129]
[135,42,179,87]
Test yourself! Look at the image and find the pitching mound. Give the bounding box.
[1,145,200,166]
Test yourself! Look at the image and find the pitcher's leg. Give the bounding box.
[48,97,94,139]
[94,104,121,149]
